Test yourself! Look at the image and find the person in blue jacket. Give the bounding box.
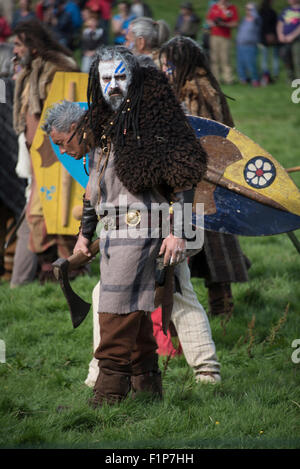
[65,0,83,30]
[236,3,262,86]
[112,1,136,45]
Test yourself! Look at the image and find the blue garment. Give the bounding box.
[237,44,259,82]
[260,44,279,77]
[174,12,200,39]
[11,10,36,29]
[65,1,82,30]
[113,14,136,45]
[52,9,74,49]
[236,8,262,45]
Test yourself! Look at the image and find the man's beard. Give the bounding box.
[109,95,124,111]
[18,49,33,67]
[104,88,125,111]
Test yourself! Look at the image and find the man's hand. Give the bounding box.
[159,234,186,266]
[73,233,91,257]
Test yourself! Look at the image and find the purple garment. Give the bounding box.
[279,6,300,36]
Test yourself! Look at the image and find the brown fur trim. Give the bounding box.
[112,67,207,193]
[180,67,234,127]
[13,55,78,135]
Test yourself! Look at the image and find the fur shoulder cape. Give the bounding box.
[180,67,234,127]
[13,54,78,135]
[110,67,207,194]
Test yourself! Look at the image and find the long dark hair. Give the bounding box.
[159,36,220,99]
[159,35,234,125]
[13,19,74,65]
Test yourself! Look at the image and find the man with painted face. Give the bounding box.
[73,45,207,407]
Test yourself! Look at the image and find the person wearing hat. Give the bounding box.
[174,2,200,40]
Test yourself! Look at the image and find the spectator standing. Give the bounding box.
[64,0,83,49]
[81,2,98,22]
[36,1,56,24]
[202,0,217,57]
[35,1,54,21]
[111,1,136,45]
[64,0,83,30]
[206,0,239,84]
[277,0,300,82]
[130,0,152,18]
[0,43,26,279]
[236,3,262,86]
[258,0,279,84]
[0,7,12,43]
[35,1,45,21]
[11,0,36,29]
[174,2,200,40]
[84,1,114,44]
[0,0,13,25]
[50,1,74,49]
[81,11,104,72]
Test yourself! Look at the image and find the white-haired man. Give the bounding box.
[126,16,170,61]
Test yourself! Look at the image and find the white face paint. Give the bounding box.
[98,58,131,111]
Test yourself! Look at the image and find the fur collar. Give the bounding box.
[179,67,234,127]
[103,67,207,194]
[13,55,78,135]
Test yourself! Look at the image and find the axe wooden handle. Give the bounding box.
[67,238,100,271]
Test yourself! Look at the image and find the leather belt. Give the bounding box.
[99,210,163,231]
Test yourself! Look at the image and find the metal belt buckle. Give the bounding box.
[125,209,141,227]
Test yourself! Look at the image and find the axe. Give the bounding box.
[52,238,100,328]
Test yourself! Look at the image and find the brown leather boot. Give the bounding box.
[208,282,234,316]
[89,369,131,408]
[131,370,163,400]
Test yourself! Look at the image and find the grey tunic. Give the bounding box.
[89,147,168,314]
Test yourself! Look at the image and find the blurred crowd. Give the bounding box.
[0,0,299,84]
[0,0,299,284]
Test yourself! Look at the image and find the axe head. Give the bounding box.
[52,257,91,328]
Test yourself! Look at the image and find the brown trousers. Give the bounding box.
[94,310,159,376]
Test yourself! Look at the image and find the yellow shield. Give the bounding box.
[30,72,88,235]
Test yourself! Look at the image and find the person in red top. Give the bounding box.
[0,8,12,43]
[85,0,114,44]
[207,0,239,84]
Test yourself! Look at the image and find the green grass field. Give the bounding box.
[1,0,300,450]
